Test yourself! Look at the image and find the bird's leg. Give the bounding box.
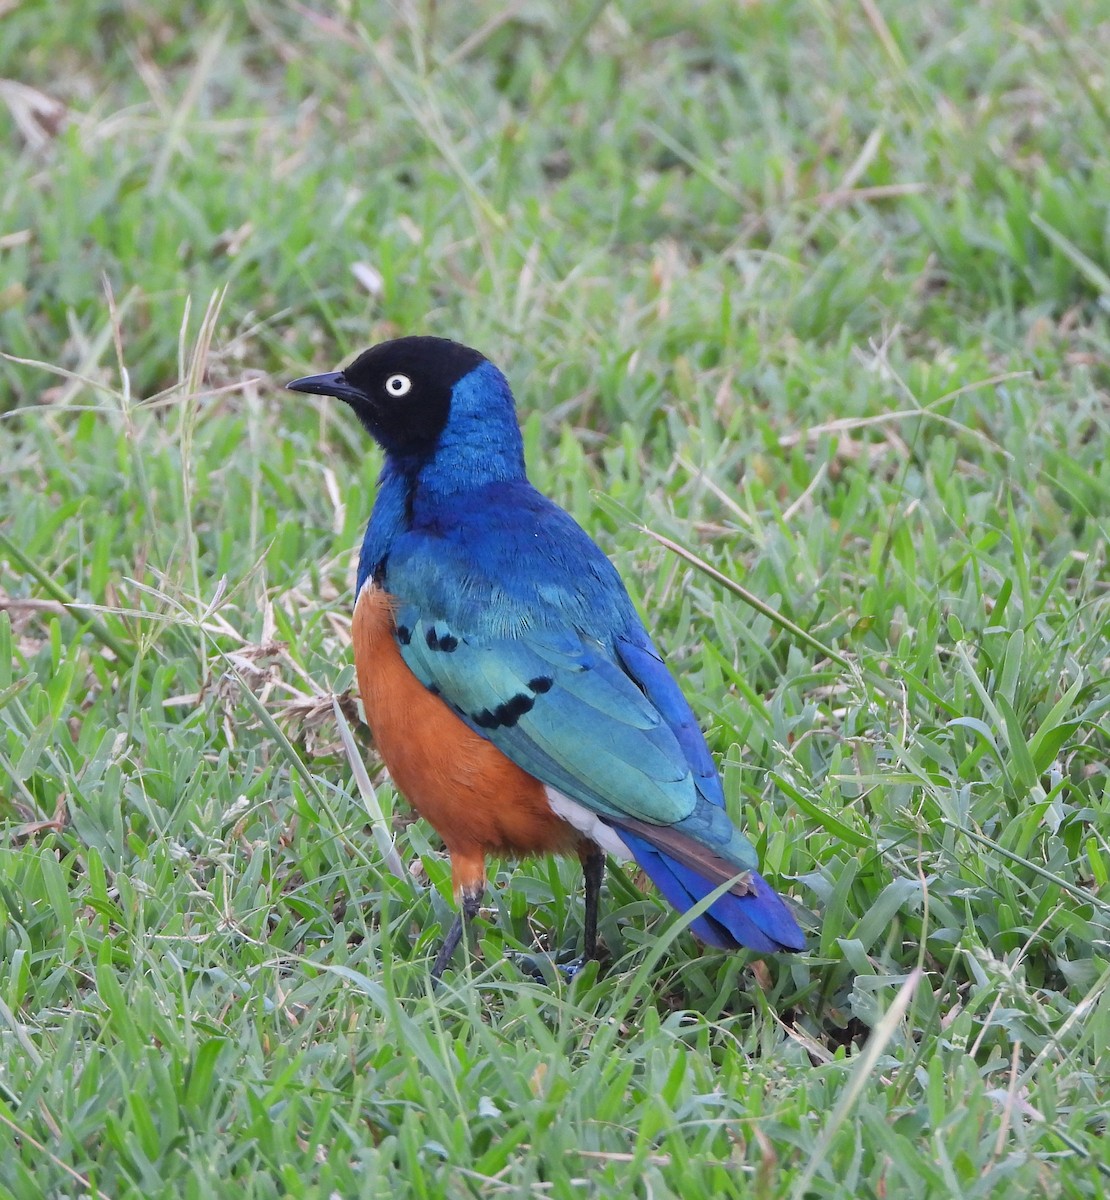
[430,887,483,980]
[580,843,605,962]
[551,843,606,980]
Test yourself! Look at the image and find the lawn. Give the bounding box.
[1,1,1108,1196]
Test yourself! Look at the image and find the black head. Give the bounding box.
[287,336,487,458]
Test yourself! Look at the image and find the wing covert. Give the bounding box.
[395,603,699,827]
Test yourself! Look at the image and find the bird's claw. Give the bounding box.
[556,955,589,980]
[510,950,597,985]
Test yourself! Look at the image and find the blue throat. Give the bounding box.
[357,360,526,590]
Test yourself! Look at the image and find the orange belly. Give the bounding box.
[351,584,580,897]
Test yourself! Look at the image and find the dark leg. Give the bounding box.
[430,888,483,980]
[580,844,605,962]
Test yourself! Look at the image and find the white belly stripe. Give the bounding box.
[544,787,633,861]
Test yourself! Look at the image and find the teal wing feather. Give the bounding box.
[396,604,699,827]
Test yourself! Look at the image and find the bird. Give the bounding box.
[287,336,805,978]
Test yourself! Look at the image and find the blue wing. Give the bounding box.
[379,483,804,952]
[400,610,711,828]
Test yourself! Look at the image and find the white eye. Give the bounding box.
[384,373,412,397]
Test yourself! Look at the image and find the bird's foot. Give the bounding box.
[510,947,601,985]
[556,955,589,980]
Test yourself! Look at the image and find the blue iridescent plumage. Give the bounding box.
[352,356,804,954]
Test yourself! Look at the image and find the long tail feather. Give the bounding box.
[620,832,805,953]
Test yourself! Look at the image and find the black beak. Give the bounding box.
[286,370,364,404]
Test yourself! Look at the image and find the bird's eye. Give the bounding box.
[384,373,412,397]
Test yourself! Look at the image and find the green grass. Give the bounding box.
[2,1,1108,1196]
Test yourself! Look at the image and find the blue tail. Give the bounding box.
[620,832,805,953]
